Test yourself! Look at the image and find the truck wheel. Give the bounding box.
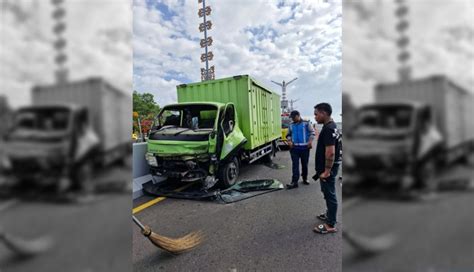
[262,143,275,163]
[466,151,474,166]
[417,159,437,192]
[218,157,240,188]
[75,162,95,194]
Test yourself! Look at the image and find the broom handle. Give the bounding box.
[132,215,146,231]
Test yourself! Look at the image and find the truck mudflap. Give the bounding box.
[142,179,284,204]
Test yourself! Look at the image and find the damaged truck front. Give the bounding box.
[0,78,131,192]
[146,75,281,189]
[344,76,474,192]
[2,105,99,191]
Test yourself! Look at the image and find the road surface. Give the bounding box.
[0,162,132,272]
[133,143,343,272]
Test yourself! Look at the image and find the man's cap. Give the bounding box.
[289,110,300,118]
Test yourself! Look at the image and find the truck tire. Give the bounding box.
[417,159,437,192]
[75,162,95,194]
[262,143,275,163]
[218,157,240,188]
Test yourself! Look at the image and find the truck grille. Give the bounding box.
[11,157,62,174]
[11,158,42,173]
[354,155,386,170]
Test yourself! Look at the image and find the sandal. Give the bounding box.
[317,213,328,221]
[313,224,337,234]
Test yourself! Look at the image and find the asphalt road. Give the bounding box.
[0,163,132,272]
[133,144,343,272]
[343,164,474,272]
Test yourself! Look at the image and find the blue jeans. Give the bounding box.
[290,148,310,184]
[319,163,340,227]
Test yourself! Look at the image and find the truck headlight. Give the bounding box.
[344,152,355,168]
[145,153,158,167]
[0,156,12,170]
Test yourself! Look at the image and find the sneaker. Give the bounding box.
[317,213,328,221]
[286,183,298,189]
[302,179,310,185]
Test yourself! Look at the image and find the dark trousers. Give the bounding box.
[290,148,310,184]
[319,163,340,227]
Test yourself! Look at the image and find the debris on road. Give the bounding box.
[142,179,284,204]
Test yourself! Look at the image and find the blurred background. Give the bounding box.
[0,0,132,271]
[342,0,473,271]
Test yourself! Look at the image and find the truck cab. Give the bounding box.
[1,104,99,191]
[345,102,442,190]
[146,102,246,188]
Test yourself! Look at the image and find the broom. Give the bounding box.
[132,215,204,254]
[0,199,53,257]
[343,230,395,256]
[342,197,396,255]
[0,226,53,257]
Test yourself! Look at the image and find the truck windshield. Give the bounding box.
[12,108,70,132]
[158,105,217,130]
[356,105,413,131]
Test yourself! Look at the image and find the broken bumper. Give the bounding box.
[150,166,208,182]
[6,156,67,186]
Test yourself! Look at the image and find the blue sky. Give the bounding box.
[133,0,342,121]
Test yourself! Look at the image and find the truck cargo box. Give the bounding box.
[32,78,132,153]
[375,75,474,149]
[177,75,281,150]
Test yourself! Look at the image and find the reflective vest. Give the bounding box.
[287,120,315,148]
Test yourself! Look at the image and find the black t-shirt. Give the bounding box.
[315,120,342,173]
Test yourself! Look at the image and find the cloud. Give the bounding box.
[343,0,474,106]
[133,0,342,121]
[0,0,132,108]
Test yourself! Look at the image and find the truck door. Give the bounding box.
[219,103,246,160]
[73,109,99,162]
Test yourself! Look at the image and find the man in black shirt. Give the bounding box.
[312,103,341,234]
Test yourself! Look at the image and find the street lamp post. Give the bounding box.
[198,0,215,81]
[51,0,68,84]
[271,77,298,113]
[289,99,299,112]
[394,0,411,82]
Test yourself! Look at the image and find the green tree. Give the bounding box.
[133,91,161,117]
[133,91,161,134]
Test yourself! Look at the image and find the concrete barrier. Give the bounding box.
[133,142,151,199]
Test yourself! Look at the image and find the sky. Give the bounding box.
[133,0,342,122]
[0,0,132,108]
[343,0,474,106]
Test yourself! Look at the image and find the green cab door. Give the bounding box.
[219,103,246,160]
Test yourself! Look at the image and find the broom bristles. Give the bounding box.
[343,230,395,256]
[0,233,53,257]
[142,226,204,254]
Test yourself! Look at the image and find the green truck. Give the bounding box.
[146,75,281,189]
